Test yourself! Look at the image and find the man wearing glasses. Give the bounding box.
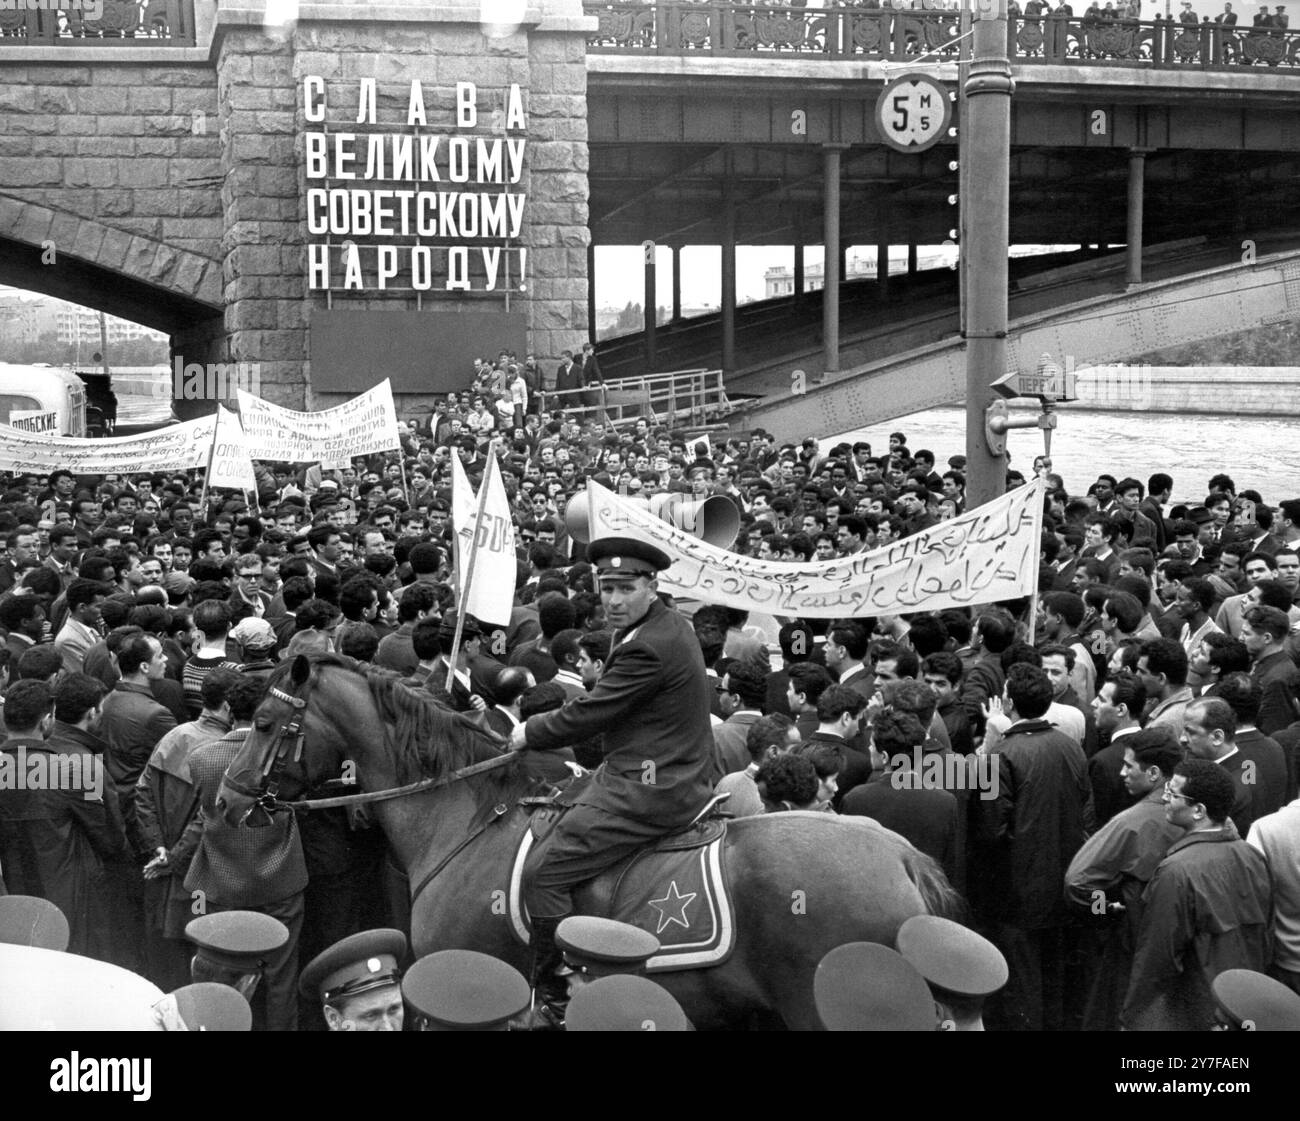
[1121,758,1272,1031]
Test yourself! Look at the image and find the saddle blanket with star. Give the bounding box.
[508,828,737,973]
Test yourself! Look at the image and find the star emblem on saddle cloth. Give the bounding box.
[647,880,697,935]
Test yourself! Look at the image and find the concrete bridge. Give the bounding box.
[728,246,1300,433]
[0,0,1297,424]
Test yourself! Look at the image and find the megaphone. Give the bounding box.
[566,489,741,550]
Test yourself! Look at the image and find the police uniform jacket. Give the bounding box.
[524,597,714,828]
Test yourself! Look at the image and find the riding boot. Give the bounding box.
[520,915,569,1030]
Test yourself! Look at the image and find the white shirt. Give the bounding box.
[1247,799,1300,971]
[984,700,1085,752]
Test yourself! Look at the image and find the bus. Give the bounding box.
[0,364,88,436]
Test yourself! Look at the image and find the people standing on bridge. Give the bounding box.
[578,342,602,415]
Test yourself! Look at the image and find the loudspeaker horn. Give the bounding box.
[565,490,740,550]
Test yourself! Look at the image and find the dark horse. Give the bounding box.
[217,655,961,1030]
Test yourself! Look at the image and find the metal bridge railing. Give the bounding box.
[538,368,732,429]
[584,3,1300,71]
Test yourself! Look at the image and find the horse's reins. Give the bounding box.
[229,685,518,818]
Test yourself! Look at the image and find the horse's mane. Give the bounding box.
[271,654,538,816]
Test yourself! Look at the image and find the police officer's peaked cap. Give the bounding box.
[814,942,936,1031]
[1212,969,1300,1031]
[896,915,1009,999]
[0,895,70,952]
[587,537,671,576]
[438,612,483,639]
[166,983,253,1031]
[556,916,660,979]
[185,911,289,973]
[401,950,530,1031]
[565,975,691,1031]
[298,928,407,1003]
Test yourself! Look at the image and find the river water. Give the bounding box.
[832,407,1300,506]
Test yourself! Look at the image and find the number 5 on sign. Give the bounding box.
[875,75,952,154]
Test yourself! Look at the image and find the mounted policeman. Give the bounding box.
[508,535,716,1023]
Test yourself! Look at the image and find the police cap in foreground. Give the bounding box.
[896,915,1008,1031]
[586,537,672,577]
[402,949,531,1031]
[299,928,407,1032]
[1212,969,1300,1031]
[0,894,71,952]
[155,983,253,1031]
[185,910,289,992]
[814,942,937,1031]
[556,916,660,980]
[564,974,691,1031]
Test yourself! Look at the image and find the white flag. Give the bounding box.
[207,405,257,493]
[451,451,517,627]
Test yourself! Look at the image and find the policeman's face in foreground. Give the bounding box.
[600,573,657,632]
[325,984,405,1032]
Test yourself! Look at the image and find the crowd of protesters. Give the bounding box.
[0,349,1298,1031]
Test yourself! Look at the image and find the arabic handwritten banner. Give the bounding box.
[236,379,400,464]
[0,415,217,475]
[586,479,1045,618]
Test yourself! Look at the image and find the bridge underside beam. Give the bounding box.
[729,250,1300,438]
[590,141,1300,249]
[0,235,222,337]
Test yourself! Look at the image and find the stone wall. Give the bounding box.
[0,60,223,286]
[0,0,594,415]
[281,9,592,407]
[216,27,305,408]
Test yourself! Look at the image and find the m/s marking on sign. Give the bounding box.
[875,76,951,154]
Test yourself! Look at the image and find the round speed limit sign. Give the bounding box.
[875,74,952,154]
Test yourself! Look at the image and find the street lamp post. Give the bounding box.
[962,0,1015,509]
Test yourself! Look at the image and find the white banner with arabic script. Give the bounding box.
[586,479,1045,618]
[0,414,217,475]
[236,380,400,464]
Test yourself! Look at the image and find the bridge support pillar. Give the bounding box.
[721,188,737,376]
[644,245,657,371]
[793,243,805,307]
[671,246,681,323]
[877,241,890,302]
[1127,150,1149,286]
[822,144,848,379]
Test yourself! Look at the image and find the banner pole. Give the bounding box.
[1025,477,1048,646]
[195,412,220,523]
[446,448,496,694]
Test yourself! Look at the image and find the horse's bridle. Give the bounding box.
[227,676,517,823]
[222,686,309,823]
